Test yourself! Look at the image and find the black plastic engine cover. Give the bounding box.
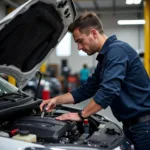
[10,116,75,142]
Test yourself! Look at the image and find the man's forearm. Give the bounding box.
[55,93,75,105]
[82,99,102,118]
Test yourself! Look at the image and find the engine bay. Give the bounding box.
[0,106,125,149]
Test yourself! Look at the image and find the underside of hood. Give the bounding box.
[0,2,63,72]
[0,0,76,89]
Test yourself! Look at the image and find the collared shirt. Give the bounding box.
[70,35,150,121]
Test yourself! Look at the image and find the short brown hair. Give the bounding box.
[68,12,104,34]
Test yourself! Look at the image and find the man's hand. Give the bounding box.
[40,93,75,112]
[56,112,81,121]
[40,98,56,112]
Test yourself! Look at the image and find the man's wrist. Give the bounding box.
[78,111,85,121]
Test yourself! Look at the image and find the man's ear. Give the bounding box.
[91,29,98,39]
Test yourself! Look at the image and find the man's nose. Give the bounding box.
[78,44,82,50]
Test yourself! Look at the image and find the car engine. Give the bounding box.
[4,116,79,143]
[0,107,126,149]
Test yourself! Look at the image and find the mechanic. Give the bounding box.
[40,12,150,150]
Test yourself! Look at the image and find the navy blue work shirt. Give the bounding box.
[70,35,150,122]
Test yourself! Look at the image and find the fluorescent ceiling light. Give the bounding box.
[126,0,142,5]
[126,0,134,5]
[118,20,145,25]
[134,0,142,4]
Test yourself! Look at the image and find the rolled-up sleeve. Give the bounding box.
[93,46,128,109]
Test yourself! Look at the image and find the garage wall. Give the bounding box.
[48,13,144,75]
[0,3,6,20]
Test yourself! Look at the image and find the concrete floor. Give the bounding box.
[64,99,122,127]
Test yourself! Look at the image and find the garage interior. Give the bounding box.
[0,0,149,128]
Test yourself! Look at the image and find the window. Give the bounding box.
[78,51,87,56]
[56,32,71,56]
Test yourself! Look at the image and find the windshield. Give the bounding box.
[0,77,18,95]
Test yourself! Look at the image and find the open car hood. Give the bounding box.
[0,0,76,89]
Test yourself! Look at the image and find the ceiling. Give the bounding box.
[1,0,144,16]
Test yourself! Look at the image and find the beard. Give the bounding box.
[87,52,94,56]
[86,46,97,56]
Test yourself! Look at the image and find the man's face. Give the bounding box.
[73,28,99,56]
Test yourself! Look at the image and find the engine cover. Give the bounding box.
[9,116,76,142]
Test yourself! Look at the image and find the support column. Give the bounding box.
[40,63,47,74]
[144,0,150,75]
